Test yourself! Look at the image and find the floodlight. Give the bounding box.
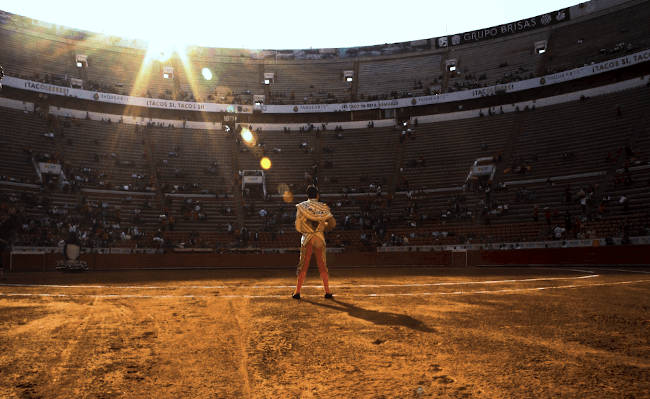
[163,66,174,80]
[535,40,548,55]
[263,72,275,85]
[445,58,457,73]
[75,54,88,68]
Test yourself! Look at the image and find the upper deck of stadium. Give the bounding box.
[0,0,648,109]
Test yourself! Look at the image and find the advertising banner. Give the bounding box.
[435,8,570,48]
[38,162,61,175]
[243,176,263,184]
[2,76,253,113]
[3,48,648,115]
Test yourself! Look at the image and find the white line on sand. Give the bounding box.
[363,279,650,296]
[0,279,647,299]
[0,274,599,290]
[597,268,650,274]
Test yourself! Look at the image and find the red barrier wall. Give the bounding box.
[7,250,451,272]
[470,245,650,266]
[5,245,648,272]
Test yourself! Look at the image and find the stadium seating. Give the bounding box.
[0,107,48,184]
[2,82,649,248]
[357,55,443,99]
[1,1,649,104]
[1,1,649,251]
[147,125,233,195]
[58,118,150,190]
[544,1,650,73]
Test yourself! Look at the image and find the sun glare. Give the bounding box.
[143,40,172,63]
[129,35,208,104]
[142,38,191,64]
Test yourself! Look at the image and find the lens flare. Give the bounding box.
[277,183,289,194]
[278,183,294,203]
[282,190,294,203]
[241,128,253,143]
[260,157,272,170]
[201,67,212,80]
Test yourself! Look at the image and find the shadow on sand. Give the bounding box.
[302,298,435,333]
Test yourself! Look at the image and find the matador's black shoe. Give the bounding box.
[324,293,334,299]
[292,293,301,300]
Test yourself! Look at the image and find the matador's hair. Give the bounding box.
[306,185,319,199]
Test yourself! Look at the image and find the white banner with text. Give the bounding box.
[3,48,649,114]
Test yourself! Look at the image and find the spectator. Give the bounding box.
[580,197,587,214]
[619,195,629,212]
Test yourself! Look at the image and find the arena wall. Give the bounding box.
[6,251,451,272]
[469,245,650,267]
[5,246,649,272]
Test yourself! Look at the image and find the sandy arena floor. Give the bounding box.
[0,266,648,398]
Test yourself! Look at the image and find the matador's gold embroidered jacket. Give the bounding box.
[295,199,336,247]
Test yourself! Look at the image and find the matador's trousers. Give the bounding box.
[295,237,331,294]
